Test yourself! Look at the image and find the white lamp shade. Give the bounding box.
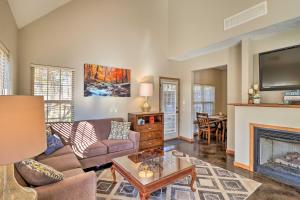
[139,83,153,97]
[0,96,46,165]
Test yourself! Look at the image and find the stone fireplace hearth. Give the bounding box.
[253,126,300,187]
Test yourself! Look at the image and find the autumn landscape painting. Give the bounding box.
[84,64,131,97]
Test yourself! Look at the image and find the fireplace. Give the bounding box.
[254,127,300,187]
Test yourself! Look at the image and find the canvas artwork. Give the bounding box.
[84,64,131,97]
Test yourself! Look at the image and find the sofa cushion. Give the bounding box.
[74,118,124,140]
[82,142,107,158]
[45,134,64,155]
[36,145,73,161]
[102,139,134,153]
[62,168,84,178]
[108,121,131,140]
[16,159,64,187]
[38,153,81,172]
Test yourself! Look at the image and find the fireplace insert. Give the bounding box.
[254,127,300,187]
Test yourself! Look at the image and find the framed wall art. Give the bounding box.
[84,64,131,97]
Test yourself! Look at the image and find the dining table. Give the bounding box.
[194,114,227,142]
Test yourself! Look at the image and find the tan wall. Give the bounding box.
[0,0,18,94]
[168,0,300,58]
[171,43,242,151]
[221,70,228,114]
[193,68,227,114]
[18,0,173,120]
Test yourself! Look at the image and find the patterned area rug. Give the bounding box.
[96,151,261,200]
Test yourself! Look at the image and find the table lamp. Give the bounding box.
[139,83,153,112]
[0,96,46,200]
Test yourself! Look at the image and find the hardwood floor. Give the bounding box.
[165,137,300,200]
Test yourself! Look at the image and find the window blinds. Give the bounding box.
[193,84,215,133]
[0,43,9,95]
[32,64,75,122]
[193,84,215,116]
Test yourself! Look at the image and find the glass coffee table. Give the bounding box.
[111,149,196,200]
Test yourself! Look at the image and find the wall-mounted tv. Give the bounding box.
[259,45,300,91]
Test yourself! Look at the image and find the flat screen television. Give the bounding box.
[259,45,300,91]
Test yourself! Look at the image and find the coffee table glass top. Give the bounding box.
[112,149,194,186]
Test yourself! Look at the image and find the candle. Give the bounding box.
[138,170,154,178]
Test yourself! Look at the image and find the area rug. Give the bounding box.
[96,151,261,200]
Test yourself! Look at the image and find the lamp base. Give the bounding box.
[0,164,37,200]
[141,97,151,112]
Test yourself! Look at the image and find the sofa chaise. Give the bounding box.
[14,117,140,200]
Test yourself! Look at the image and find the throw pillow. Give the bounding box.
[16,159,64,186]
[45,134,64,155]
[108,121,131,140]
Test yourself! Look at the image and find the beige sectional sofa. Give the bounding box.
[50,118,140,169]
[15,145,96,200]
[14,118,140,200]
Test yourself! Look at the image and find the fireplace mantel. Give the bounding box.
[233,105,300,172]
[229,103,300,108]
[248,124,300,172]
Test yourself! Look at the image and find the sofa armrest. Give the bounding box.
[128,130,140,151]
[35,171,96,200]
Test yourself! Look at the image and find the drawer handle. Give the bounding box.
[148,128,152,130]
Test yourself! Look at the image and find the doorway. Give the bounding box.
[159,77,180,140]
[192,66,227,143]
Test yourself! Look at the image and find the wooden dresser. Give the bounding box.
[128,112,164,151]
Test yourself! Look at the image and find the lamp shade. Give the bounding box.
[0,96,46,165]
[139,83,153,97]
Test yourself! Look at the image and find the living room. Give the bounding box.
[1,0,300,200]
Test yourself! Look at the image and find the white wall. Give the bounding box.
[171,43,242,150]
[251,27,300,103]
[18,0,174,121]
[227,44,242,150]
[168,0,300,59]
[171,49,228,140]
[234,27,300,166]
[0,0,18,94]
[235,106,300,165]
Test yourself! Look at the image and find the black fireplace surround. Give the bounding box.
[254,127,300,188]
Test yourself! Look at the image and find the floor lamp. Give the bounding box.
[0,96,46,200]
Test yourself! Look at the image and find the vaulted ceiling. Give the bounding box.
[8,0,72,29]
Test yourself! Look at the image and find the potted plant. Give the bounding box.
[253,93,261,104]
[248,84,261,104]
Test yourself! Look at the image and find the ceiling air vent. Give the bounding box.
[224,1,267,30]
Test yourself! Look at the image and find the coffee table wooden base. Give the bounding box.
[111,163,196,200]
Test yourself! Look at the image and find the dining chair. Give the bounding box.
[215,119,226,143]
[196,112,217,145]
[221,119,227,142]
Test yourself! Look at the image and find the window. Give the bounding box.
[193,84,215,132]
[32,64,75,122]
[0,43,9,95]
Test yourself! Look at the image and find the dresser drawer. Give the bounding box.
[140,139,163,150]
[136,123,163,132]
[140,131,162,141]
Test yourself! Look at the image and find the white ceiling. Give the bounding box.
[8,0,72,29]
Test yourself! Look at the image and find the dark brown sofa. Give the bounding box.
[50,118,140,169]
